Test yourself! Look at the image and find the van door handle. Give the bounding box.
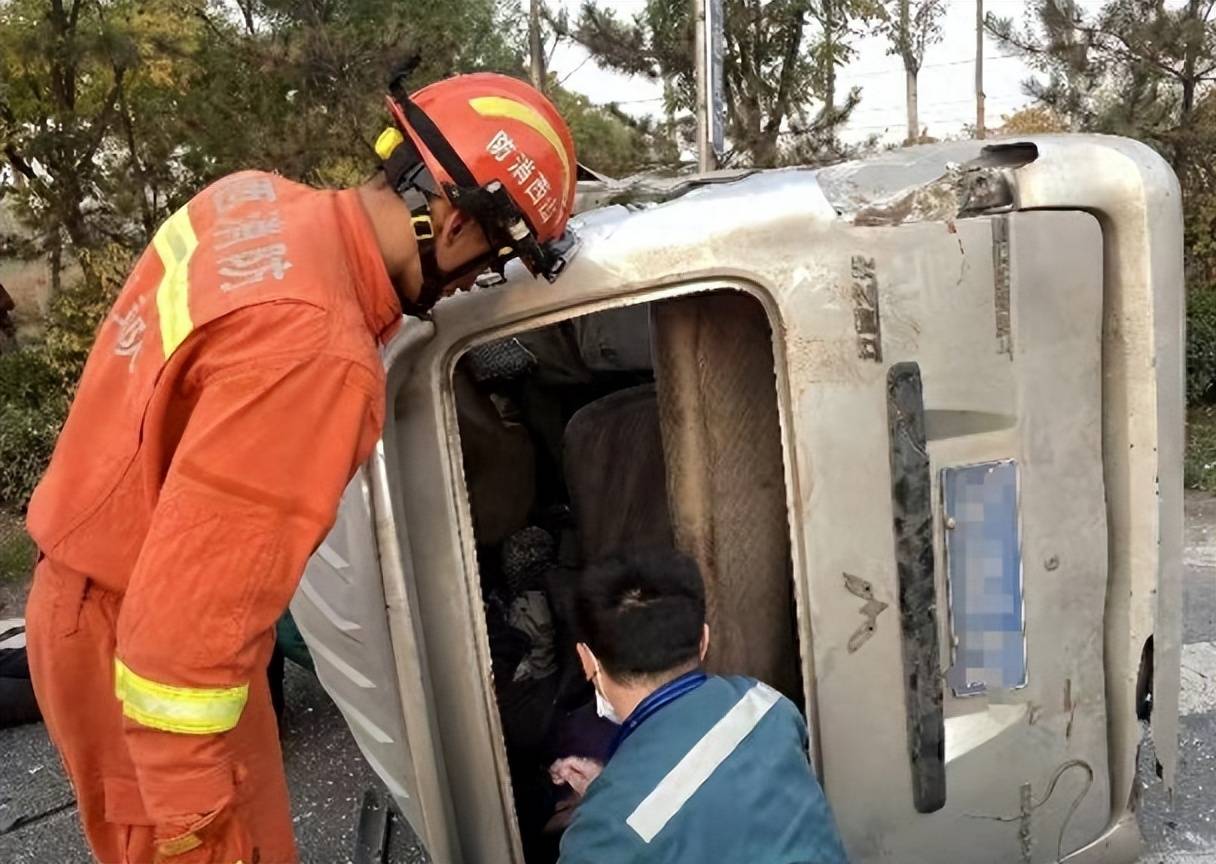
[887,361,947,814]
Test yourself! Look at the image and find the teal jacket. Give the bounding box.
[559,674,849,863]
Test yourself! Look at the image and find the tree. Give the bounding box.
[549,84,674,175]
[1180,92,1216,287]
[814,0,880,114]
[552,0,865,168]
[187,0,528,187]
[997,105,1069,134]
[530,0,546,90]
[986,0,1216,181]
[0,0,529,296]
[0,0,203,290]
[877,0,946,144]
[986,0,1216,280]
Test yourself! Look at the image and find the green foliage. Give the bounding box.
[1189,289,1216,405]
[41,245,130,388]
[985,0,1216,176]
[1171,291,1216,490]
[0,392,67,510]
[1186,406,1216,491]
[549,85,663,175]
[0,346,62,411]
[182,0,528,186]
[0,0,530,286]
[0,0,207,265]
[998,105,1070,135]
[0,336,106,514]
[0,339,71,511]
[987,0,1216,310]
[1182,97,1216,288]
[0,512,36,583]
[0,336,76,511]
[1189,187,1216,288]
[0,242,129,511]
[877,0,945,72]
[554,0,868,167]
[0,0,539,510]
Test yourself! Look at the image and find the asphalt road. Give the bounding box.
[0,662,428,864]
[3,494,1216,863]
[1136,493,1216,864]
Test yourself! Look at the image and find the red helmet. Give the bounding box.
[375,73,577,302]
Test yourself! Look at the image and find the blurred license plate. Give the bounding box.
[943,460,1026,697]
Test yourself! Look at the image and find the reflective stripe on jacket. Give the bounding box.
[560,675,850,863]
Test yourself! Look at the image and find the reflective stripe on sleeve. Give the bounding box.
[152,204,199,358]
[625,682,782,843]
[114,659,248,735]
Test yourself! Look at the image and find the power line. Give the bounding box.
[847,91,1030,114]
[844,52,1025,79]
[843,112,1031,131]
[585,53,1030,99]
[588,58,1033,107]
[557,54,592,87]
[611,95,666,105]
[603,89,1034,122]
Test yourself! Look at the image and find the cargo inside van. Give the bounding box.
[451,290,804,861]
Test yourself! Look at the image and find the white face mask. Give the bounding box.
[592,661,622,724]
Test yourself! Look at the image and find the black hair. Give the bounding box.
[575,548,706,682]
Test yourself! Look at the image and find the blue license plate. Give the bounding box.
[942,460,1026,697]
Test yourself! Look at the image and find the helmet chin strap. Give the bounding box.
[396,187,503,319]
[396,186,447,319]
[377,103,517,317]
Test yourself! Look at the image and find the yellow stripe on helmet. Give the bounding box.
[151,204,199,359]
[469,96,572,195]
[114,658,249,735]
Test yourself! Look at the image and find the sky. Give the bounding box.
[546,0,1063,145]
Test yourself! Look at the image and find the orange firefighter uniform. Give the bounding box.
[25,170,401,863]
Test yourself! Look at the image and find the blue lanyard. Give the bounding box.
[610,670,708,758]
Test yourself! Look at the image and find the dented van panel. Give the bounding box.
[297,135,1183,864]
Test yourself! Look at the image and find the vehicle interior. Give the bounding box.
[451,289,805,861]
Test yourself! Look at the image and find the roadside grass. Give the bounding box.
[1187,405,1216,493]
[0,510,35,585]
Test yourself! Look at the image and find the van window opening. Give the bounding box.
[450,289,804,862]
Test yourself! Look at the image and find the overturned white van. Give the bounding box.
[293,135,1183,864]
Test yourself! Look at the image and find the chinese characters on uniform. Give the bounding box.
[212,176,293,293]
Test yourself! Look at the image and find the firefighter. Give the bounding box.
[23,73,576,864]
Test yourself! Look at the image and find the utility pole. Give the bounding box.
[530,0,545,93]
[695,0,725,171]
[975,0,986,139]
[694,0,714,171]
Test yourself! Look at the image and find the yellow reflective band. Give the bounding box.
[375,126,405,160]
[152,204,199,358]
[155,832,203,857]
[469,96,572,194]
[114,659,248,735]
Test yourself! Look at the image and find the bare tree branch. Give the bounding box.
[76,71,125,171]
[767,5,808,134]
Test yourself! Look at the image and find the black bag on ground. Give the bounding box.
[0,622,41,728]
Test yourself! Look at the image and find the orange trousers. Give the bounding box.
[25,560,298,864]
